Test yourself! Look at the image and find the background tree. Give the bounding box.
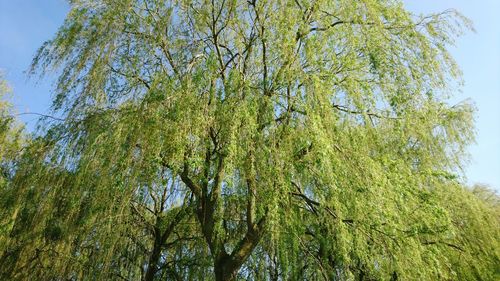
[0,75,25,187]
[0,0,499,280]
[0,75,26,246]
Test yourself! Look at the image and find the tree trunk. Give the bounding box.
[213,220,266,281]
[214,255,237,281]
[144,228,162,281]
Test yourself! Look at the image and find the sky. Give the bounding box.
[0,0,499,189]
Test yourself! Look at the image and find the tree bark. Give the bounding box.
[213,216,267,281]
[144,229,162,281]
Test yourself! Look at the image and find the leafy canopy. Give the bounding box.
[1,0,499,280]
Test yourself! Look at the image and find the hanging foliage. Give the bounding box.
[0,1,498,280]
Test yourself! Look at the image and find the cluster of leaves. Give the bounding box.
[0,76,26,246]
[0,76,25,187]
[0,0,499,280]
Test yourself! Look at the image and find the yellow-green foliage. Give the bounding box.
[0,76,26,250]
[0,1,498,280]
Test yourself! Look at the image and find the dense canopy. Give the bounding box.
[0,0,499,280]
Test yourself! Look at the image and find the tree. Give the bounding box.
[433,183,500,280]
[0,75,26,243]
[0,0,498,280]
[0,75,24,184]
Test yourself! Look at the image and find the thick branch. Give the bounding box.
[180,163,202,198]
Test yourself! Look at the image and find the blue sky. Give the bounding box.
[1,0,499,189]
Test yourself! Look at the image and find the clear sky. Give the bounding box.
[1,0,499,189]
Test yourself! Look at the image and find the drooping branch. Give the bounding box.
[422,241,465,252]
[332,103,401,120]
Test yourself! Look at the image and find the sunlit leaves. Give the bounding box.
[0,1,498,280]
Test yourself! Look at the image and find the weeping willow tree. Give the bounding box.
[0,75,26,238]
[1,0,499,280]
[0,75,25,182]
[0,75,30,276]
